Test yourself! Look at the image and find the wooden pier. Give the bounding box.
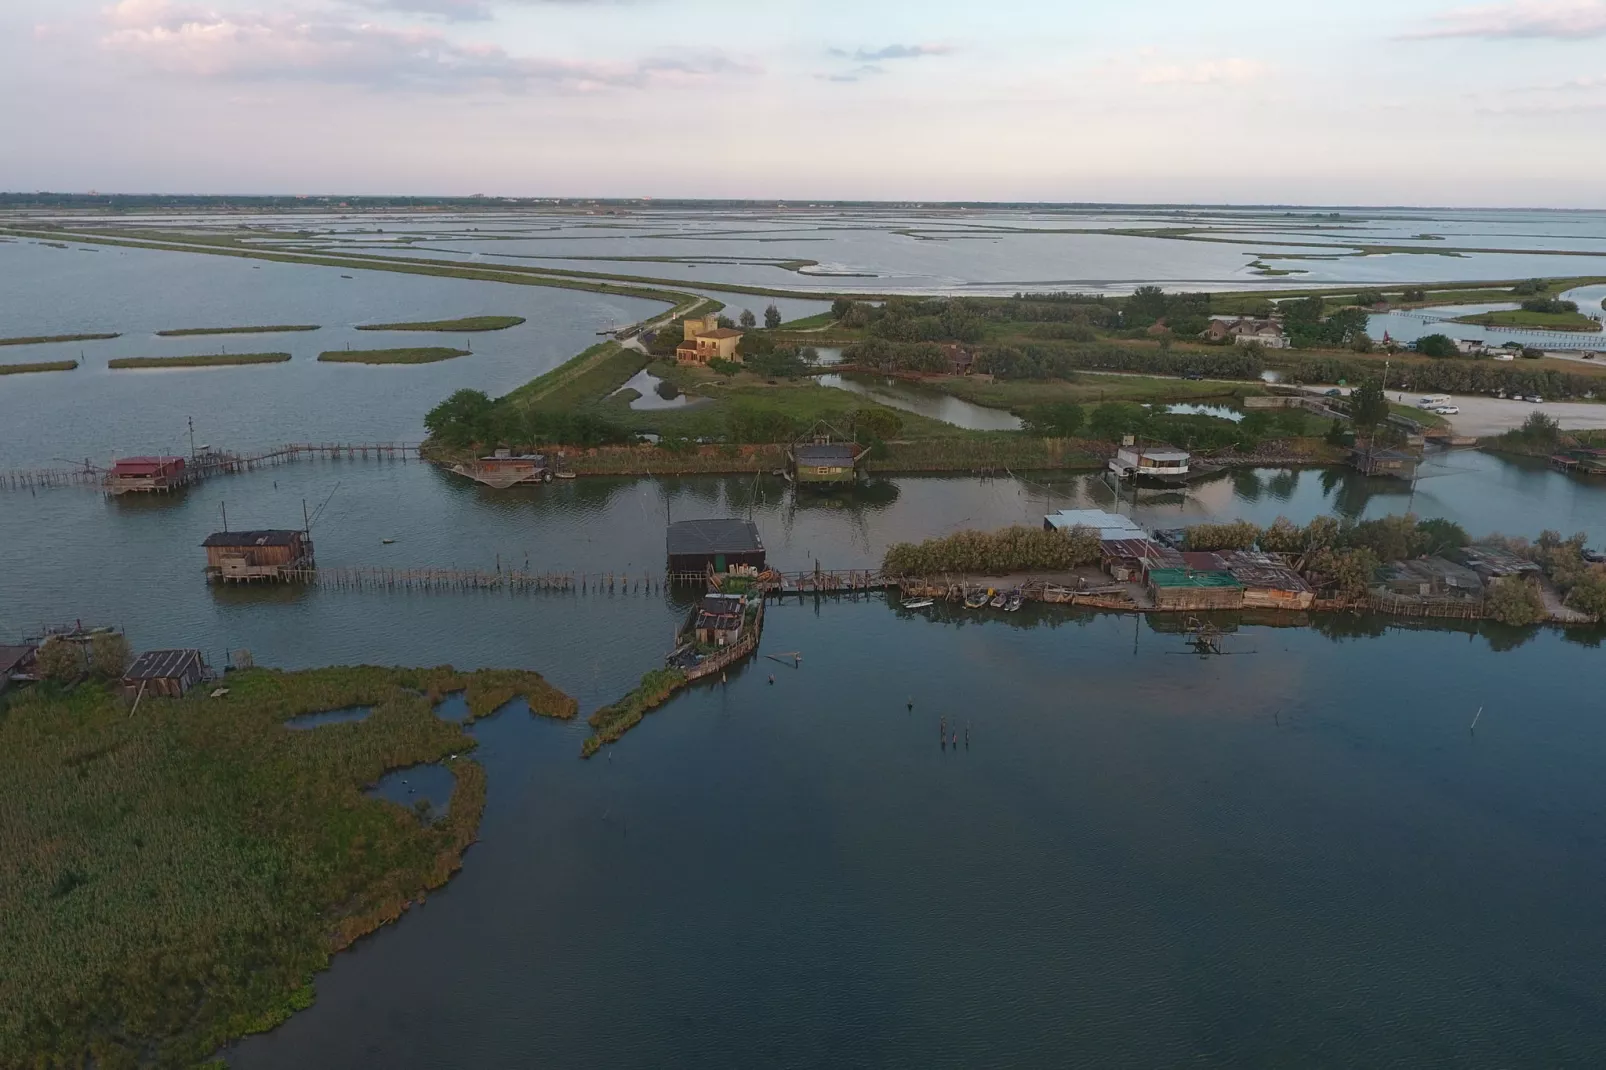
[2,442,423,494]
[280,566,665,594]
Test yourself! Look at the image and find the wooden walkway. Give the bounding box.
[2,442,422,494]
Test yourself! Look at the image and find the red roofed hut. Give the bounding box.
[105,456,190,495]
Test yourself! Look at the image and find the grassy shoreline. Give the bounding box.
[319,347,471,364]
[356,315,526,332]
[0,359,78,376]
[108,352,291,369]
[1450,310,1602,333]
[0,332,119,346]
[0,665,575,1067]
[156,325,320,337]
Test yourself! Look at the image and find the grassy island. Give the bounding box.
[355,315,526,332]
[0,665,575,1067]
[319,347,472,364]
[0,359,78,376]
[0,332,119,347]
[155,325,321,337]
[109,352,292,369]
[1451,309,1602,333]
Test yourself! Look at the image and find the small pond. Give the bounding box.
[368,763,457,821]
[1162,403,1244,422]
[285,706,373,730]
[612,368,706,410]
[817,373,1024,431]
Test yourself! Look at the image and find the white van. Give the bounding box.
[1417,394,1451,408]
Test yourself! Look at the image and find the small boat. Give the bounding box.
[964,590,989,610]
[554,471,577,480]
[902,598,935,610]
[1004,590,1024,613]
[381,538,395,545]
[988,591,1008,609]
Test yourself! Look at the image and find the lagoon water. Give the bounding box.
[7,210,1606,1066]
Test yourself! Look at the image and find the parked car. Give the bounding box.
[1525,395,1544,403]
[1493,354,1515,362]
[1183,372,1204,380]
[1433,406,1460,415]
[1324,388,1343,397]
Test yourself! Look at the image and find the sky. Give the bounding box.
[4,0,1606,205]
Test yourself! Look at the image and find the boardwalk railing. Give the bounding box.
[3,442,424,494]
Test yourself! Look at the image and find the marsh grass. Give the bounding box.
[156,325,320,337]
[0,665,573,1067]
[582,668,688,756]
[317,347,471,365]
[108,353,292,369]
[355,316,526,332]
[0,359,78,376]
[0,332,119,347]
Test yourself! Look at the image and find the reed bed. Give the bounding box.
[884,525,1103,576]
[0,664,574,1067]
[155,325,320,337]
[582,667,688,757]
[318,347,470,364]
[108,352,291,369]
[0,359,77,376]
[356,316,525,332]
[0,332,118,346]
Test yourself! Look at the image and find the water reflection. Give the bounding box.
[816,373,1025,431]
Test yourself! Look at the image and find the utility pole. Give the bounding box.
[220,500,228,532]
[188,416,196,460]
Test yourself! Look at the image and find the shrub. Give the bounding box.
[35,639,84,684]
[883,526,1102,575]
[1415,334,1459,358]
[1183,521,1260,552]
[1485,579,1546,626]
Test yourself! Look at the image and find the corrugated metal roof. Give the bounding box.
[111,456,185,476]
[1046,510,1146,540]
[0,645,37,675]
[794,443,859,465]
[124,648,203,681]
[666,519,763,556]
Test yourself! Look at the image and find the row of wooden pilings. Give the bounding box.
[265,567,897,597]
[2,443,424,494]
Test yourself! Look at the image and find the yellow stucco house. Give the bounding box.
[676,316,744,365]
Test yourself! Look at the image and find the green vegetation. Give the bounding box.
[355,316,526,333]
[583,667,688,757]
[0,332,119,347]
[779,310,836,330]
[0,359,77,376]
[318,347,471,365]
[0,665,574,1068]
[883,525,1103,576]
[504,341,644,409]
[1451,308,1601,333]
[108,353,292,369]
[155,325,320,337]
[1485,579,1547,626]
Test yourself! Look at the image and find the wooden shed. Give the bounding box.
[105,456,190,495]
[122,648,207,699]
[666,519,766,577]
[202,529,316,583]
[0,644,38,692]
[694,594,749,647]
[790,441,867,486]
[1148,568,1245,611]
[1221,551,1315,611]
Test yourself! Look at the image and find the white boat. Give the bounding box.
[902,598,935,610]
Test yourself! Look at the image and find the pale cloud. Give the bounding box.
[820,42,952,82]
[350,0,638,23]
[98,0,753,91]
[1406,0,1606,39]
[1136,57,1270,85]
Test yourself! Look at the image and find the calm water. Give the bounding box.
[0,241,667,467]
[817,373,1026,431]
[223,602,1606,1068]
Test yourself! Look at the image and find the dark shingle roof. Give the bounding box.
[124,649,204,681]
[794,443,859,465]
[666,519,763,556]
[202,530,303,548]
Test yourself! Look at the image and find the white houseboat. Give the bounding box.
[1108,444,1191,483]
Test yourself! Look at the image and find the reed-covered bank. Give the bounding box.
[356,316,526,332]
[155,325,320,337]
[0,359,78,376]
[0,332,119,346]
[0,664,574,1068]
[108,352,292,369]
[319,347,471,364]
[583,667,688,757]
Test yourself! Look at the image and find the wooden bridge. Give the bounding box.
[2,442,423,494]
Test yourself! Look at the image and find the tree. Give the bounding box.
[764,305,782,329]
[717,315,736,330]
[1414,333,1459,358]
[1511,278,1549,296]
[90,632,130,679]
[1354,289,1385,306]
[1022,402,1085,438]
[423,389,495,449]
[1401,288,1427,303]
[1415,518,1469,556]
[851,407,904,442]
[1088,402,1151,441]
[36,639,84,684]
[738,309,757,330]
[1485,579,1546,626]
[1350,378,1390,431]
